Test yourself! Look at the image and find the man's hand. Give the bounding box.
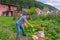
[24,23,28,28]
[25,20,34,28]
[31,25,34,28]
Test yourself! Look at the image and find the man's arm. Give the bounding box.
[25,20,33,28]
[24,23,28,28]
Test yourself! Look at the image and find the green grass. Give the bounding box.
[0,16,60,40]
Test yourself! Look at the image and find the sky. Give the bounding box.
[37,0,60,10]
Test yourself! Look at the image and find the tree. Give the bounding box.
[27,7,37,15]
[43,6,49,12]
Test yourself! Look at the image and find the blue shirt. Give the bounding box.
[17,16,26,25]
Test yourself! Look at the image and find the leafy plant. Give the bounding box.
[27,7,37,15]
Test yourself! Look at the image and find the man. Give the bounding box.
[16,14,33,40]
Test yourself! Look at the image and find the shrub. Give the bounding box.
[39,14,46,20]
[46,14,56,20]
[27,7,37,15]
[30,14,38,20]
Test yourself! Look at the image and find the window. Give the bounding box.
[3,5,6,8]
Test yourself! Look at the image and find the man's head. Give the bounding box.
[23,14,30,18]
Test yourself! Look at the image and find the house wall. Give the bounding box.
[10,6,17,16]
[0,4,17,16]
[0,4,9,16]
[10,6,17,11]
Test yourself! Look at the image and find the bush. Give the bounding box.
[46,14,56,20]
[30,14,38,20]
[27,7,37,15]
[39,14,46,20]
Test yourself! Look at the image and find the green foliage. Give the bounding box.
[46,14,57,20]
[27,7,37,15]
[30,14,38,20]
[35,1,44,9]
[43,6,49,11]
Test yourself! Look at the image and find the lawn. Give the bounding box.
[0,16,60,40]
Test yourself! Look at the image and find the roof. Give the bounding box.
[0,2,17,7]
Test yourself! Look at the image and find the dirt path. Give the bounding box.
[0,26,32,40]
[20,36,32,40]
